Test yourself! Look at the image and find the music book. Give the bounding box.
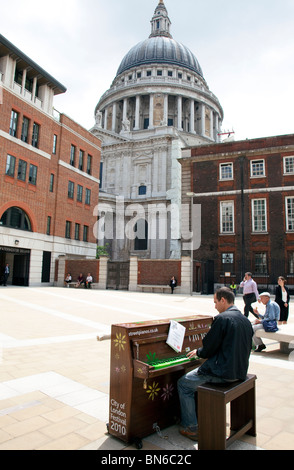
[166,320,186,353]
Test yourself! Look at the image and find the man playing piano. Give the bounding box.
[177,286,253,441]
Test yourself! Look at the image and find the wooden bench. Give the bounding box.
[197,374,257,450]
[137,284,177,294]
[255,324,294,353]
[66,282,98,289]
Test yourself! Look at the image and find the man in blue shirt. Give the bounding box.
[252,292,280,352]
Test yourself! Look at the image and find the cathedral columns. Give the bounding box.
[190,99,196,134]
[123,98,128,121]
[104,108,108,130]
[200,103,205,136]
[215,114,220,141]
[163,93,168,125]
[112,102,117,132]
[134,95,140,130]
[177,96,183,130]
[210,108,214,139]
[149,94,154,128]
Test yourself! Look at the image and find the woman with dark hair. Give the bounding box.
[275,276,290,324]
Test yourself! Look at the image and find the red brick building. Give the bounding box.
[180,134,294,293]
[0,35,101,286]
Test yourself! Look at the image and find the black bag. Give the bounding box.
[262,320,278,332]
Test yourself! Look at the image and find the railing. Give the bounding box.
[98,74,221,107]
[53,108,61,122]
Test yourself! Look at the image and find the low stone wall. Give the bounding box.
[55,255,191,294]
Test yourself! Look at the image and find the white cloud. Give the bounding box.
[1,0,294,138]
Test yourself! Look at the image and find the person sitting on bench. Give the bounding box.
[252,292,280,352]
[75,273,84,288]
[85,273,93,289]
[64,273,72,287]
[177,287,253,441]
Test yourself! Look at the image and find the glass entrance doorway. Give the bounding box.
[0,246,30,286]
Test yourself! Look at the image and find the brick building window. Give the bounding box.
[219,163,233,180]
[79,150,84,171]
[32,122,40,148]
[68,181,74,199]
[28,164,38,185]
[9,110,19,137]
[251,159,265,177]
[21,117,30,143]
[70,145,76,166]
[85,188,91,205]
[288,252,294,274]
[52,135,57,154]
[5,155,16,177]
[252,199,267,232]
[17,159,27,181]
[87,154,92,175]
[254,253,267,274]
[75,223,80,240]
[49,174,54,192]
[220,201,234,233]
[83,225,89,242]
[286,197,294,231]
[284,156,294,174]
[0,207,32,231]
[47,216,51,235]
[77,185,83,202]
[65,221,71,239]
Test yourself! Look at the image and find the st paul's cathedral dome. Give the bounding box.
[91,1,224,262]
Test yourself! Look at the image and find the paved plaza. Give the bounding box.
[0,286,294,450]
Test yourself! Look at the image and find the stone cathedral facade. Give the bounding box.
[91,1,223,261]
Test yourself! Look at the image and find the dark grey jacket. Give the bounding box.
[197,306,253,381]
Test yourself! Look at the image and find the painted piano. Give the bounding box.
[108,315,212,448]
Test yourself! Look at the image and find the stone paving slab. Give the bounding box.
[0,286,293,450]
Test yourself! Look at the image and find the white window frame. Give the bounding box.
[283,156,294,175]
[219,162,233,181]
[252,198,267,233]
[250,159,265,178]
[285,197,294,232]
[220,201,234,234]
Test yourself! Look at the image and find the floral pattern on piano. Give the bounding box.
[146,351,157,364]
[137,365,148,375]
[146,381,161,400]
[113,332,127,352]
[115,364,127,373]
[161,383,174,401]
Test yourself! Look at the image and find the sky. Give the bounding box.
[1,0,294,141]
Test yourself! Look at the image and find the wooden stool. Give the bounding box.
[197,374,257,450]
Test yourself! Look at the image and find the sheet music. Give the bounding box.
[166,320,186,353]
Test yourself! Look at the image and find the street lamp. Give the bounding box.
[186,192,197,295]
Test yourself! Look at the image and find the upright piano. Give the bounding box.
[108,315,212,447]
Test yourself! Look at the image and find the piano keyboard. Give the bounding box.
[149,355,195,370]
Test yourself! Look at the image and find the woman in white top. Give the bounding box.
[275,276,290,324]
